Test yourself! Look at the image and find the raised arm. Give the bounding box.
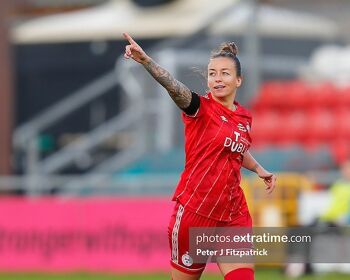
[242,151,276,194]
[123,32,192,109]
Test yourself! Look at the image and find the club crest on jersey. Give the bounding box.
[237,123,247,132]
[182,252,193,267]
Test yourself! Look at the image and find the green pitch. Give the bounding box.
[0,270,349,280]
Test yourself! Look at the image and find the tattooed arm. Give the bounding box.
[123,32,191,109]
[143,60,192,109]
[243,151,276,194]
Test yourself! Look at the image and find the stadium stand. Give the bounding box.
[250,80,350,165]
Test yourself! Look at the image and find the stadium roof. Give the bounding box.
[11,0,339,44]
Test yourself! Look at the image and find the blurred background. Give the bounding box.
[0,0,350,279]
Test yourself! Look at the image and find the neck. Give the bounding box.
[212,93,236,111]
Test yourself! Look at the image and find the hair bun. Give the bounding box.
[220,42,239,56]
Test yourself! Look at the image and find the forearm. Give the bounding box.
[142,58,191,109]
[242,151,265,174]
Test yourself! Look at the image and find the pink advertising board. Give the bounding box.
[0,197,174,272]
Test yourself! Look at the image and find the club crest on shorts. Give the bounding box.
[182,252,193,267]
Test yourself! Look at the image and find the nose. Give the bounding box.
[215,75,222,82]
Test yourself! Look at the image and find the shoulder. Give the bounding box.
[182,91,208,120]
[241,107,253,119]
[201,93,210,100]
[198,92,211,104]
[236,103,253,121]
[182,92,211,120]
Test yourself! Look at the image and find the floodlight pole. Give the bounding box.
[243,0,261,105]
[0,0,14,176]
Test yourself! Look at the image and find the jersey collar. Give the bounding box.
[207,92,244,116]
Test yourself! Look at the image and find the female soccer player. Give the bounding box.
[123,32,276,280]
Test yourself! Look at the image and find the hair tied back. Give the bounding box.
[220,42,239,56]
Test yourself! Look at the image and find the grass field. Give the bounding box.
[0,270,349,280]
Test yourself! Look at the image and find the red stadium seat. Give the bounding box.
[331,140,350,165]
[303,109,334,144]
[251,111,280,147]
[306,83,338,109]
[335,86,350,109]
[252,81,286,112]
[277,110,306,144]
[285,81,308,109]
[334,109,350,140]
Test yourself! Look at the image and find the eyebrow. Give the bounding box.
[208,68,232,71]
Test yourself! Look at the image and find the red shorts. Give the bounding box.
[168,202,252,275]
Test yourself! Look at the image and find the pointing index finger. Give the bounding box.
[123,32,137,45]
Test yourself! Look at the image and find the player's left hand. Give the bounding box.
[258,171,276,194]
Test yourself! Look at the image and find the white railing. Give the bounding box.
[0,174,180,195]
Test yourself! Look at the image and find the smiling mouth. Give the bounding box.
[214,85,226,89]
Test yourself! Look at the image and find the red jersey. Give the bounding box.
[172,92,253,222]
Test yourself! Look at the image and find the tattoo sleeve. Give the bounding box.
[143,59,192,109]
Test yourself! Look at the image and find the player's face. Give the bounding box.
[207,57,242,100]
